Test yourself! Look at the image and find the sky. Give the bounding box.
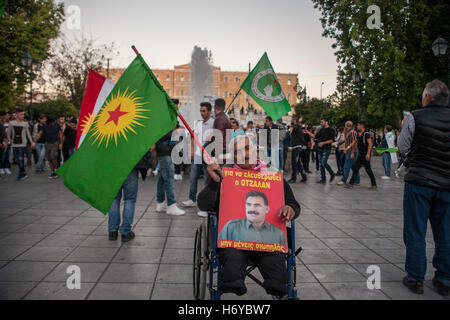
[58,0,338,99]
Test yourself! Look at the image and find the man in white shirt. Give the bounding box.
[182,102,214,217]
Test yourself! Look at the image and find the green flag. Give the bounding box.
[57,54,178,214]
[375,147,398,154]
[240,52,291,121]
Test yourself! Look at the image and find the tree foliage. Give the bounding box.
[311,0,450,127]
[42,35,118,109]
[0,0,64,109]
[29,98,78,119]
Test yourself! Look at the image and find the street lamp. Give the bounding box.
[320,82,324,100]
[352,71,365,122]
[432,36,449,88]
[20,52,41,121]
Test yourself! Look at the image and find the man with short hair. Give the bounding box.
[345,121,377,189]
[182,102,214,217]
[337,121,360,186]
[198,135,300,298]
[7,109,35,180]
[314,118,336,183]
[0,111,12,175]
[219,190,287,245]
[35,116,63,179]
[213,98,232,161]
[33,114,47,173]
[288,116,307,183]
[0,112,8,175]
[380,125,394,180]
[398,79,450,296]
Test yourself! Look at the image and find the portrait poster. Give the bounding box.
[218,167,287,253]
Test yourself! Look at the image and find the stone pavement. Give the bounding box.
[0,155,448,300]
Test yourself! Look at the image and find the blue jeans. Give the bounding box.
[341,152,360,184]
[317,148,335,181]
[403,183,450,286]
[382,153,391,177]
[335,150,345,173]
[189,160,208,202]
[12,147,26,179]
[278,145,284,171]
[108,168,139,235]
[1,145,10,169]
[35,143,46,170]
[156,156,176,206]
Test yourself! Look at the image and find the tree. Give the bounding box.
[31,98,78,119]
[312,0,450,127]
[43,34,118,109]
[294,98,330,126]
[0,0,64,109]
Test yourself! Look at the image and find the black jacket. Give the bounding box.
[155,130,175,157]
[405,103,450,190]
[197,171,301,219]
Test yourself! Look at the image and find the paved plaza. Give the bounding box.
[0,155,447,300]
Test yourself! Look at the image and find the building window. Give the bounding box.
[166,75,170,81]
[224,76,228,83]
[167,89,170,95]
[181,74,185,81]
[287,79,292,85]
[287,93,291,101]
[180,90,184,96]
[224,91,228,98]
[235,77,240,83]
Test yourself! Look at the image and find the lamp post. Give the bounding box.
[432,36,449,88]
[352,71,365,122]
[320,82,324,100]
[21,52,42,121]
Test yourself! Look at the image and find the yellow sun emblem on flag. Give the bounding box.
[89,88,149,147]
[80,112,96,138]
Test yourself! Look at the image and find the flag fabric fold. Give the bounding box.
[76,70,115,149]
[240,52,291,121]
[57,55,178,214]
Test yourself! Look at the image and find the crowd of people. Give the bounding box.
[0,110,77,181]
[1,79,449,298]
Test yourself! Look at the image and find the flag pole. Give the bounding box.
[131,45,213,163]
[225,88,242,115]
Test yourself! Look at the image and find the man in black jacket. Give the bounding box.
[198,135,300,298]
[288,116,307,183]
[398,79,450,296]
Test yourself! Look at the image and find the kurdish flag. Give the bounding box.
[240,53,291,121]
[76,70,115,149]
[57,54,178,214]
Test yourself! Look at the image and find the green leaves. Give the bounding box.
[311,0,449,128]
[0,0,64,110]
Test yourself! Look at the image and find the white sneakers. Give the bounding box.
[381,176,391,180]
[156,201,167,212]
[166,203,186,216]
[174,174,183,181]
[0,169,4,175]
[156,201,185,216]
[2,168,12,175]
[197,211,208,218]
[182,199,196,207]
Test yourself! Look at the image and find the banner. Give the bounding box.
[218,167,287,253]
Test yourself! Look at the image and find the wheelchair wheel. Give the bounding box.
[193,222,207,300]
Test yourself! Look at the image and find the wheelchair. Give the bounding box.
[193,212,302,300]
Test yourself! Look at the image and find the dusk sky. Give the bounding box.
[58,0,338,99]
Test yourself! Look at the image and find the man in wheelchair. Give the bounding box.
[197,134,300,298]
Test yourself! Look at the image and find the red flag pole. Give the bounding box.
[131,45,213,163]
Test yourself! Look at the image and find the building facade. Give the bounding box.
[104,64,299,125]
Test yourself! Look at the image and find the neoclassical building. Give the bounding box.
[102,63,299,125]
